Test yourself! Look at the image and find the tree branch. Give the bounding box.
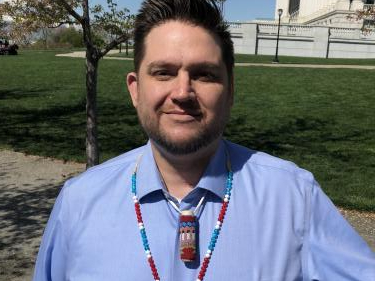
[99,32,130,58]
[55,0,83,24]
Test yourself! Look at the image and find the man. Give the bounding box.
[33,0,374,280]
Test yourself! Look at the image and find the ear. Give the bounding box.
[127,72,139,108]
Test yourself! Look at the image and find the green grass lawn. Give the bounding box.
[107,51,375,65]
[0,50,374,211]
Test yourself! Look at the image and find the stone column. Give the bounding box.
[299,0,309,19]
[314,0,322,14]
[328,0,337,9]
[336,0,350,10]
[317,0,324,11]
[275,0,291,21]
[351,0,364,10]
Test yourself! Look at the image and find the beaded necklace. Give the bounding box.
[131,153,233,281]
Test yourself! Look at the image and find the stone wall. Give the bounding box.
[275,0,365,27]
[230,22,375,58]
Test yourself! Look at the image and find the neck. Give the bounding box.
[150,139,221,199]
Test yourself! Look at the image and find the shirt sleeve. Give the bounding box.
[305,180,375,280]
[32,184,70,281]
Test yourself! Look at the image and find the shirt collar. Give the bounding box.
[195,140,228,199]
[136,140,228,201]
[136,141,164,200]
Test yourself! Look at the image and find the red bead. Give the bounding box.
[147,257,159,279]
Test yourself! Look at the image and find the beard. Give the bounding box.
[137,109,230,155]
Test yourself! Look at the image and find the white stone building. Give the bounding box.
[275,0,374,28]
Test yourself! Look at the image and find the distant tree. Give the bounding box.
[0,16,7,38]
[57,27,84,48]
[0,0,133,167]
[350,4,375,31]
[92,1,134,55]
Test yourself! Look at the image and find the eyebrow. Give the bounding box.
[147,61,222,72]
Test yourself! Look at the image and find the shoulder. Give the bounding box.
[226,140,315,185]
[61,145,145,198]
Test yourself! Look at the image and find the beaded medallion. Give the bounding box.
[131,153,233,281]
[179,210,197,262]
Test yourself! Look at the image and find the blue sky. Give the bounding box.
[94,0,276,21]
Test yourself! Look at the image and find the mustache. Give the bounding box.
[162,100,202,115]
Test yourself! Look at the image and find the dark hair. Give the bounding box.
[133,0,234,79]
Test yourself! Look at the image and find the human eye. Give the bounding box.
[193,71,218,82]
[150,68,175,81]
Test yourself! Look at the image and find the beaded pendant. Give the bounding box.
[131,150,233,281]
[179,210,197,262]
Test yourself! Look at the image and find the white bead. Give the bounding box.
[132,195,138,200]
[138,222,144,227]
[133,198,139,203]
[216,221,221,226]
[139,225,144,230]
[197,279,202,281]
[215,224,220,229]
[224,197,229,202]
[205,253,211,258]
[145,250,151,255]
[207,249,212,254]
[146,254,152,259]
[224,194,230,199]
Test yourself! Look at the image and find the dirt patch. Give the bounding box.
[338,208,375,252]
[0,149,373,280]
[0,150,84,280]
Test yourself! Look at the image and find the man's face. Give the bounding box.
[127,20,233,155]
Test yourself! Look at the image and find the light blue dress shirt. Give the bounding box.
[33,140,375,281]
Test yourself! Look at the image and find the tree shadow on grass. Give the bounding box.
[0,89,51,100]
[0,98,87,161]
[225,115,333,155]
[0,89,146,162]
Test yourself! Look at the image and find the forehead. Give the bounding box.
[141,20,224,67]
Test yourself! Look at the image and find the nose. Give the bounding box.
[170,71,196,102]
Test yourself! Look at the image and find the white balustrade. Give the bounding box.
[228,22,242,29]
[227,21,375,58]
[257,24,314,37]
[363,4,375,10]
[330,27,375,39]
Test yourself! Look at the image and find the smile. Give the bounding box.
[164,111,203,121]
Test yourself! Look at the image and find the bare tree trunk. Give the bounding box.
[125,39,129,56]
[85,48,99,168]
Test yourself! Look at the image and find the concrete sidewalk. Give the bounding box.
[56,51,375,69]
